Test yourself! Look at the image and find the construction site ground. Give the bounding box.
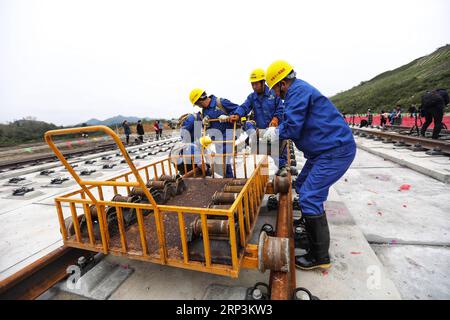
[1,133,449,300]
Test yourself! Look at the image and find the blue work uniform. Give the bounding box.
[236,86,286,167]
[202,95,240,178]
[236,86,284,129]
[179,112,203,167]
[181,112,202,144]
[278,79,356,216]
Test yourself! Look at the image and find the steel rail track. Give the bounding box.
[0,142,119,172]
[348,124,450,135]
[0,247,91,300]
[351,127,450,155]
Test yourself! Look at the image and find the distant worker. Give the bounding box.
[408,105,417,118]
[420,89,449,139]
[367,108,373,127]
[157,120,163,139]
[153,121,160,140]
[263,60,356,270]
[393,105,402,125]
[136,120,145,143]
[122,120,131,145]
[380,110,388,127]
[189,89,240,178]
[229,68,287,169]
[388,108,396,125]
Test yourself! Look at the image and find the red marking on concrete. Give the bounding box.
[399,184,411,191]
[351,252,362,255]
[321,270,329,276]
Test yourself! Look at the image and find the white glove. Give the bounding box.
[218,115,229,123]
[202,116,210,127]
[262,127,279,143]
[235,131,249,146]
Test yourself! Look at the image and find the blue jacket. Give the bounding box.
[202,95,239,136]
[278,79,355,159]
[181,112,202,144]
[236,86,284,129]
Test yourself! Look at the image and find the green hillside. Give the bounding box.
[330,45,450,114]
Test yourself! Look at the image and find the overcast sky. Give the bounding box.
[1,0,449,126]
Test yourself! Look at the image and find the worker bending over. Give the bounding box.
[173,112,206,175]
[263,60,356,270]
[189,89,240,178]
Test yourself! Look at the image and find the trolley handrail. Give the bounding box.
[44,125,159,208]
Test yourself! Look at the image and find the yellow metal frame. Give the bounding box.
[45,125,269,278]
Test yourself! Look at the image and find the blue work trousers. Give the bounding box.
[295,143,356,216]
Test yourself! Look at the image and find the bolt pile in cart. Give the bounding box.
[44,123,305,300]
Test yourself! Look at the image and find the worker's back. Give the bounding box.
[281,79,355,159]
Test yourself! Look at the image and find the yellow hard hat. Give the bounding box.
[189,88,205,106]
[249,68,265,83]
[199,136,212,148]
[266,60,294,89]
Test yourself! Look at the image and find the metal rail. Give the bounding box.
[0,247,90,300]
[383,125,450,135]
[0,142,119,171]
[0,134,176,172]
[352,127,450,154]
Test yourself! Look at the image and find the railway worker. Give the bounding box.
[367,108,373,127]
[173,112,210,175]
[420,89,448,139]
[189,89,240,178]
[122,120,131,145]
[228,68,287,171]
[263,60,356,270]
[153,121,160,140]
[136,120,145,143]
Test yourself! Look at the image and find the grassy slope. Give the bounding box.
[330,45,450,113]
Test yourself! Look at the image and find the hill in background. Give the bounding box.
[0,119,61,147]
[330,45,450,114]
[83,115,146,126]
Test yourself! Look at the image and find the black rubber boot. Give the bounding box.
[294,217,310,250]
[295,213,331,270]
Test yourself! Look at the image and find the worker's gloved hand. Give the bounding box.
[235,131,249,146]
[269,117,279,127]
[202,116,210,127]
[229,115,240,122]
[262,127,279,143]
[218,115,229,123]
